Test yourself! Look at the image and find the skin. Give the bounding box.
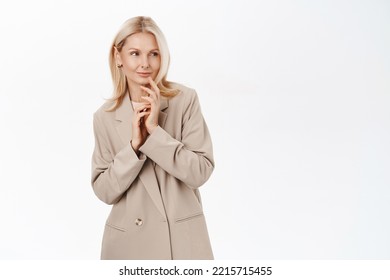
[114,32,161,154]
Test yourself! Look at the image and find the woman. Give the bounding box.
[91,16,214,260]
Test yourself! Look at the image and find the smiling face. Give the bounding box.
[115,32,161,91]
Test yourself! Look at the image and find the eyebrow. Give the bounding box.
[127,48,160,52]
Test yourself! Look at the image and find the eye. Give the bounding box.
[150,52,159,57]
[130,51,139,56]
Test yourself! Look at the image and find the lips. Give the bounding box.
[137,72,152,77]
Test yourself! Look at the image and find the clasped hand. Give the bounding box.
[131,77,161,152]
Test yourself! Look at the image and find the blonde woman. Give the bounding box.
[91,16,214,260]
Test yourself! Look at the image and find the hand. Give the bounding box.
[140,77,160,134]
[131,103,150,153]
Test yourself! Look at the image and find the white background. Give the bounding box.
[0,0,389,259]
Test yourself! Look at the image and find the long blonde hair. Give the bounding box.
[107,16,179,111]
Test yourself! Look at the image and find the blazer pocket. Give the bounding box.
[105,222,126,232]
[175,212,204,224]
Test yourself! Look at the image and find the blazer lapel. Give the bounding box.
[158,97,168,128]
[115,93,169,219]
[139,161,166,218]
[115,93,133,146]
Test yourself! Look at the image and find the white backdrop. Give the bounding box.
[0,0,389,259]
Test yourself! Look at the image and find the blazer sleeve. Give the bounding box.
[91,113,147,205]
[139,89,214,189]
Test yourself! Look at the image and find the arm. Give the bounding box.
[91,113,146,205]
[139,90,214,189]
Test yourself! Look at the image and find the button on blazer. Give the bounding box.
[91,83,214,259]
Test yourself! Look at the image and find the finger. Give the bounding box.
[140,85,158,101]
[135,103,151,109]
[147,77,160,97]
[140,95,155,105]
[141,101,157,114]
[135,104,151,113]
[134,111,150,126]
[139,85,153,94]
[137,111,150,118]
[134,108,150,119]
[140,83,160,99]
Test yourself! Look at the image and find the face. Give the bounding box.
[115,32,160,89]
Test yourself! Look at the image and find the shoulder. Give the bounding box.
[166,83,203,120]
[93,99,116,126]
[170,82,195,94]
[168,82,199,105]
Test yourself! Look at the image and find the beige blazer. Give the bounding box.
[91,83,214,260]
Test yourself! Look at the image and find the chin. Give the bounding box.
[138,78,150,85]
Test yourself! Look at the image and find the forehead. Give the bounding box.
[123,32,159,49]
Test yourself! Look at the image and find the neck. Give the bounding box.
[128,81,147,103]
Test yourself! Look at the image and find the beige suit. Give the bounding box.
[91,83,214,259]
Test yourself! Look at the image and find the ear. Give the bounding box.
[114,47,123,66]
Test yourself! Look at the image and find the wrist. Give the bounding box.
[130,140,141,152]
[148,124,158,134]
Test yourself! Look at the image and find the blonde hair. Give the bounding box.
[107,16,179,111]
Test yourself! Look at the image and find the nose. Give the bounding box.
[140,55,150,69]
